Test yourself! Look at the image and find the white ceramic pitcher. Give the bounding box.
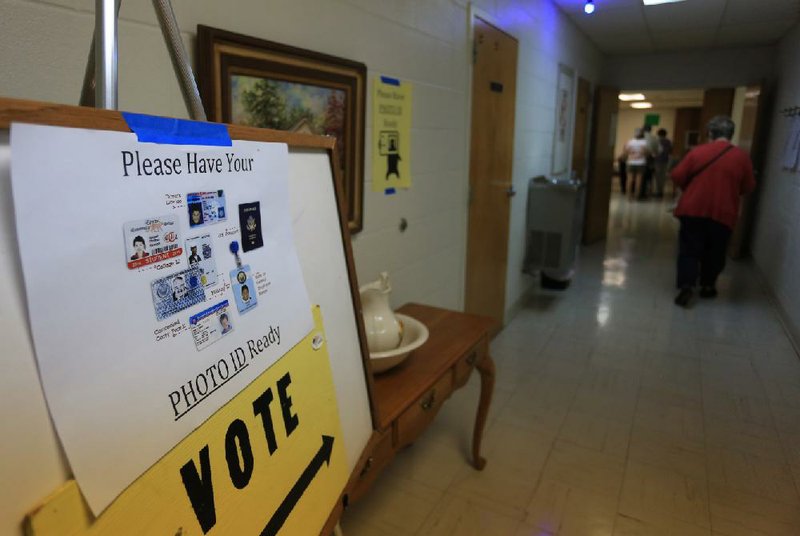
[359,272,403,352]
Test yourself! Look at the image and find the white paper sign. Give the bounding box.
[10,123,314,514]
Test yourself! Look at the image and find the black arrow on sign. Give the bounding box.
[260,435,335,536]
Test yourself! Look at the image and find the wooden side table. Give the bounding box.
[346,303,496,503]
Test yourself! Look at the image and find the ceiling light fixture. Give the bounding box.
[619,93,646,101]
[584,0,595,14]
[631,102,653,109]
[642,0,687,5]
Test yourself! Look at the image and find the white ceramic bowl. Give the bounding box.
[369,313,429,374]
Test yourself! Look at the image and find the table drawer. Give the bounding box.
[394,373,452,448]
[453,344,482,388]
[347,429,395,504]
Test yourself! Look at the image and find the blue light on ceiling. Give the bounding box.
[585,0,595,14]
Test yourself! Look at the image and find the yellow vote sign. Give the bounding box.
[372,75,412,192]
[27,307,347,536]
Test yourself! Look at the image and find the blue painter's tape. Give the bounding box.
[385,187,396,195]
[380,76,401,86]
[122,112,232,146]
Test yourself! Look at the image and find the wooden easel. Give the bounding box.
[80,0,205,119]
[1,96,373,535]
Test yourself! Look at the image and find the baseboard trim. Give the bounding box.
[754,262,800,356]
[504,276,536,328]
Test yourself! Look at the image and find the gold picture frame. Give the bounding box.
[197,25,366,233]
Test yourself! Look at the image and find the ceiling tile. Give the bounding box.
[584,29,655,53]
[552,0,642,15]
[602,41,656,55]
[643,0,727,31]
[715,19,797,47]
[723,0,800,25]
[571,6,648,34]
[592,30,655,52]
[651,29,717,51]
[552,0,800,53]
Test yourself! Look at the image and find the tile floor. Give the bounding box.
[341,194,800,535]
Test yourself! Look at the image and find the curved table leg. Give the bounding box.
[472,353,495,470]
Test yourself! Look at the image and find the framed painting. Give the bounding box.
[197,25,366,233]
[552,63,575,176]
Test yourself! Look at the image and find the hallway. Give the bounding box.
[342,194,800,535]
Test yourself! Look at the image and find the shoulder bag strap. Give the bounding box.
[684,144,734,188]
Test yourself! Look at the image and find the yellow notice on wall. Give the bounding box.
[372,75,412,192]
[26,306,348,536]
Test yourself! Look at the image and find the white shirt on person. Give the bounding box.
[625,138,649,166]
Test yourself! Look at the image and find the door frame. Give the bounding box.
[571,77,593,182]
[462,6,517,314]
[583,85,620,245]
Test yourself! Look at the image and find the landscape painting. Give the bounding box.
[197,25,366,232]
[230,76,347,168]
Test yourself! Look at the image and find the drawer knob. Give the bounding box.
[421,390,436,410]
[466,352,478,366]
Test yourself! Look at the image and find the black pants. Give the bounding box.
[618,160,627,193]
[640,157,654,198]
[677,216,732,289]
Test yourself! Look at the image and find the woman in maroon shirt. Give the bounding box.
[670,116,756,307]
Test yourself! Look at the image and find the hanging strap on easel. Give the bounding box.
[79,0,206,120]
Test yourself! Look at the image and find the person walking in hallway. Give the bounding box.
[641,124,660,199]
[654,128,673,197]
[623,128,649,199]
[617,154,628,194]
[671,115,756,307]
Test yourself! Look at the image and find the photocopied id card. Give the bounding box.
[187,190,226,228]
[185,234,217,288]
[124,215,182,269]
[230,265,258,314]
[150,267,206,321]
[189,300,233,351]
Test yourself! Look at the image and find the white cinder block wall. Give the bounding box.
[602,46,778,90]
[0,0,601,318]
[752,23,800,344]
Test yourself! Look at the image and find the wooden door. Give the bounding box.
[673,106,702,157]
[583,86,619,245]
[571,77,592,181]
[464,17,518,325]
[700,88,735,143]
